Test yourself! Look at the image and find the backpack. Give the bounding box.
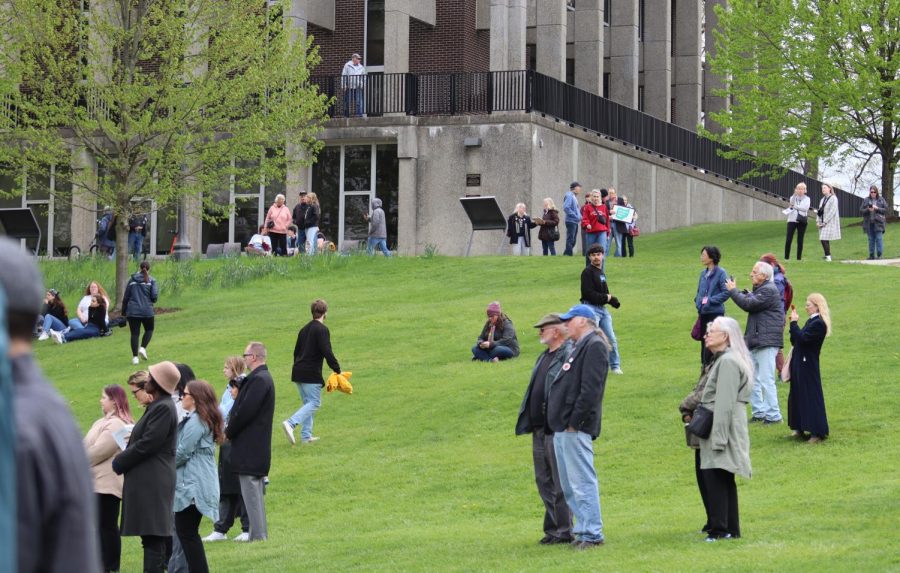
[782,276,793,312]
[96,214,110,239]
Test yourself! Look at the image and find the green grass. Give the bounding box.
[36,220,900,572]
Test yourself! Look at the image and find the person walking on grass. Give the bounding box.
[515,313,573,545]
[364,198,392,256]
[123,261,158,365]
[225,342,275,541]
[283,299,342,446]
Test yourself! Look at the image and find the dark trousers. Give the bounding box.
[175,505,209,573]
[97,493,121,572]
[214,494,249,534]
[532,428,572,540]
[623,232,634,256]
[701,468,740,538]
[564,222,578,256]
[541,240,557,256]
[699,313,722,366]
[140,535,167,573]
[784,221,807,260]
[269,232,287,256]
[821,240,831,257]
[694,450,711,532]
[128,316,155,356]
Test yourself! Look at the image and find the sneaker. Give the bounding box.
[132,356,140,365]
[749,417,765,423]
[202,532,228,542]
[50,330,64,345]
[611,368,624,375]
[572,539,605,550]
[763,419,783,425]
[705,534,732,542]
[302,436,320,444]
[37,332,49,341]
[281,420,296,445]
[138,347,148,361]
[824,255,832,262]
[233,532,250,542]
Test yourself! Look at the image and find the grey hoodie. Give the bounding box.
[368,198,387,239]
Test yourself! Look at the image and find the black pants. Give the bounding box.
[701,468,740,538]
[214,494,249,534]
[532,428,572,541]
[140,535,167,573]
[699,313,722,366]
[175,505,209,573]
[128,316,155,356]
[97,494,121,572]
[623,232,634,257]
[821,240,831,257]
[785,221,807,260]
[269,232,287,256]
[694,450,711,532]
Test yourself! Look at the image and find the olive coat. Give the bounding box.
[699,350,752,479]
[114,397,178,536]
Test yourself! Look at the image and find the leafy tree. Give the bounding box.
[704,0,899,211]
[0,0,329,307]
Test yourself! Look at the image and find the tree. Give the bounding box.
[0,0,329,307]
[703,0,900,212]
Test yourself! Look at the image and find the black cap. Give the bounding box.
[570,182,581,189]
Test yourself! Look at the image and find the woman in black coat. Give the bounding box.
[535,198,560,256]
[112,362,180,573]
[787,293,832,443]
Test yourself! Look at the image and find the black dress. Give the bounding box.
[787,315,829,437]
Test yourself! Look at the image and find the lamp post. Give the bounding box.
[171,197,192,260]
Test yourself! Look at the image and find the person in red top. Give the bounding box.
[264,194,293,256]
[581,189,609,269]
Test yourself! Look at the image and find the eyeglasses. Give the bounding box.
[131,386,145,396]
[242,353,255,358]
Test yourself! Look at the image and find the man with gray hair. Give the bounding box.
[515,313,573,545]
[725,261,785,424]
[341,52,366,117]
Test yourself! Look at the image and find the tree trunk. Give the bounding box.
[880,147,896,216]
[114,216,130,313]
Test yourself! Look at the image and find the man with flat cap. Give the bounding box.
[0,237,100,572]
[547,303,610,550]
[515,313,573,545]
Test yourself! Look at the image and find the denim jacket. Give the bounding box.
[174,414,219,520]
[695,265,730,315]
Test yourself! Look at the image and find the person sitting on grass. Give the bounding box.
[471,301,520,362]
[286,225,301,257]
[37,289,69,340]
[70,281,111,331]
[245,226,272,256]
[50,295,108,344]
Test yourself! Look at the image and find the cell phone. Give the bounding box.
[728,275,735,282]
[791,304,796,311]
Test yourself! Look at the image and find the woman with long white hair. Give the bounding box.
[696,316,753,542]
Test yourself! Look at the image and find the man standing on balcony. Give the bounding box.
[341,53,366,117]
[563,182,581,256]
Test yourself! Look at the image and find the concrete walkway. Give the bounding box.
[841,257,900,267]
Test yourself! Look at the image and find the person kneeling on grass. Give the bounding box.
[51,295,108,344]
[471,301,520,362]
[245,226,272,256]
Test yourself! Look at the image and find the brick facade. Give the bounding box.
[309,0,365,75]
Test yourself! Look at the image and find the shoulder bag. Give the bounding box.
[686,405,713,439]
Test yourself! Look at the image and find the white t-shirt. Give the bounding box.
[248,233,272,253]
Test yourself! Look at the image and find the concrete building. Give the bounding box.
[3,0,807,257]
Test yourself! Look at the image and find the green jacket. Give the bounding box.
[699,350,752,479]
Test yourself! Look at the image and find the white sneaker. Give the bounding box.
[202,532,228,542]
[824,255,832,262]
[50,330,64,345]
[233,532,250,542]
[132,356,140,365]
[611,368,624,375]
[37,332,49,341]
[281,420,296,445]
[138,347,149,361]
[302,436,320,444]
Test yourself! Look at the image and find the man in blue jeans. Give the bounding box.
[283,299,342,445]
[127,212,147,260]
[546,304,609,549]
[563,182,582,256]
[579,244,623,374]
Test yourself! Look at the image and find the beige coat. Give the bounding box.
[699,350,753,479]
[84,414,128,497]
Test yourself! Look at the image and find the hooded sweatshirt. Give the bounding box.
[368,198,387,239]
[122,271,159,318]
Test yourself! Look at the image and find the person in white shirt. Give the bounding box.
[245,226,272,256]
[784,182,811,260]
[341,53,366,117]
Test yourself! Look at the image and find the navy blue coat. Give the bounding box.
[695,266,730,316]
[787,316,829,437]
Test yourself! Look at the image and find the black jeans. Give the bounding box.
[214,494,249,534]
[701,468,740,538]
[623,232,634,257]
[694,450,711,532]
[785,221,807,260]
[699,313,722,366]
[175,505,209,573]
[96,493,121,572]
[269,232,287,256]
[821,239,831,257]
[127,316,155,356]
[140,535,167,573]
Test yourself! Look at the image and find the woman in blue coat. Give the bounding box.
[787,293,832,443]
[695,246,730,365]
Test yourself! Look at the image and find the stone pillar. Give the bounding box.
[673,0,702,130]
[384,9,410,74]
[287,0,308,40]
[643,0,672,121]
[703,0,728,133]
[536,0,566,81]
[609,0,639,108]
[286,143,310,211]
[490,0,509,71]
[507,0,527,70]
[69,144,98,253]
[574,0,603,95]
[396,126,418,255]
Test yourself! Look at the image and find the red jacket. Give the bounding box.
[581,202,609,234]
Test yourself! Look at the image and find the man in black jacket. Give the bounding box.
[580,244,622,374]
[226,341,275,541]
[292,190,308,253]
[515,313,573,545]
[547,304,609,550]
[283,299,341,445]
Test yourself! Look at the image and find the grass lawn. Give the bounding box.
[36,220,900,572]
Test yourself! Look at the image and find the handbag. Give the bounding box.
[687,405,714,439]
[691,317,704,341]
[549,226,560,241]
[796,214,808,225]
[628,225,641,237]
[781,347,793,382]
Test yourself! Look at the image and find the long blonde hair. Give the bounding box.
[306,192,320,207]
[543,197,557,210]
[224,355,246,379]
[807,293,832,336]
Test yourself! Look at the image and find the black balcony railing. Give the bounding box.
[311,70,861,216]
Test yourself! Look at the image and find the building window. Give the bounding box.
[603,72,610,98]
[639,0,645,41]
[604,0,611,25]
[366,0,385,68]
[0,165,71,256]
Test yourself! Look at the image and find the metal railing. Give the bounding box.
[312,70,862,216]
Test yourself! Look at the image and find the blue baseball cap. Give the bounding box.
[559,304,597,322]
